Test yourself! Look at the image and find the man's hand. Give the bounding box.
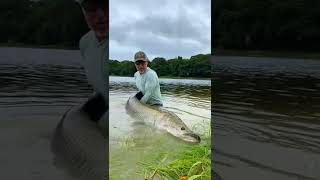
[135,91,144,100]
[82,93,107,122]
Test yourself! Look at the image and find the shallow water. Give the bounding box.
[109,76,211,179]
[0,47,211,180]
[5,47,317,179]
[213,56,320,180]
[0,48,91,180]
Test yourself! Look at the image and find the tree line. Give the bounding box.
[110,54,211,78]
[0,0,87,48]
[213,0,320,52]
[1,0,319,52]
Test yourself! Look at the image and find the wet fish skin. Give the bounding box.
[126,95,201,144]
[51,105,107,180]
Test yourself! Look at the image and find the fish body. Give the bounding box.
[51,104,107,180]
[126,95,201,144]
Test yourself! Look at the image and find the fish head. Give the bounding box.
[168,126,201,144]
[179,132,201,144]
[163,114,201,144]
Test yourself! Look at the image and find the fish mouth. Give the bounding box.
[180,133,201,144]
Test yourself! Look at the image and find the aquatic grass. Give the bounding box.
[139,143,211,179]
[110,123,211,179]
[139,127,211,180]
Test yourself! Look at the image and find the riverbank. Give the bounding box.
[213,49,320,60]
[159,76,211,80]
[0,43,78,50]
[110,75,211,81]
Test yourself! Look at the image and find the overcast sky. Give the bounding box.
[109,0,211,61]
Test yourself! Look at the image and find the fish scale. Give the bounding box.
[51,104,107,180]
[126,95,201,144]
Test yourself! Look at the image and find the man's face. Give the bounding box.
[81,0,108,42]
[135,60,148,74]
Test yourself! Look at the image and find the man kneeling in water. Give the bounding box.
[76,0,108,124]
[133,51,163,106]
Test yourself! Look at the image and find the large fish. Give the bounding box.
[126,95,201,144]
[51,104,107,180]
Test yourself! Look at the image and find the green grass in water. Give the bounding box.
[139,130,211,180]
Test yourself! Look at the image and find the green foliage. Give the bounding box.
[139,129,211,180]
[214,0,320,51]
[0,0,88,48]
[149,57,169,76]
[109,60,136,76]
[110,54,211,78]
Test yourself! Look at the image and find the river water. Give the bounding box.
[109,76,211,179]
[2,47,318,180]
[0,47,211,180]
[213,56,320,180]
[0,48,90,180]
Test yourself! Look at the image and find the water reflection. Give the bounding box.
[213,56,320,180]
[0,62,88,180]
[0,64,91,107]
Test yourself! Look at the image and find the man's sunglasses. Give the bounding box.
[135,61,146,65]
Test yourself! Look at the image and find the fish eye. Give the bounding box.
[181,127,185,130]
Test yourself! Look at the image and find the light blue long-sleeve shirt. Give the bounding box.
[134,67,163,105]
[79,31,108,128]
[79,31,108,103]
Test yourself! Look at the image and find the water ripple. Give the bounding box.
[213,56,320,179]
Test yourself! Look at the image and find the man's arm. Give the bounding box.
[140,73,157,104]
[135,91,144,100]
[81,92,107,122]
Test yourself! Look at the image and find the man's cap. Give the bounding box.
[134,51,149,62]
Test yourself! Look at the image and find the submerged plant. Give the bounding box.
[139,128,211,180]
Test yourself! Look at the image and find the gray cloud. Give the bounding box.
[109,0,211,61]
